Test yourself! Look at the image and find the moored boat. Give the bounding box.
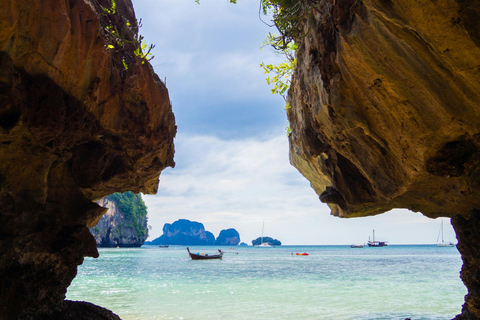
[350,244,364,248]
[254,221,272,247]
[187,247,223,260]
[367,230,387,247]
[255,242,272,247]
[437,220,455,247]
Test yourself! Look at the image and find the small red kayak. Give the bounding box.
[296,252,309,256]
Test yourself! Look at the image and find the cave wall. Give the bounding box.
[287,0,480,318]
[0,0,175,319]
[288,0,480,219]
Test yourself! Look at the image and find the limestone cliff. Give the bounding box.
[91,192,149,247]
[286,0,480,318]
[0,0,175,319]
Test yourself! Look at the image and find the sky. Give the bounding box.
[131,0,457,245]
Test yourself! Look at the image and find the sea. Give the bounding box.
[66,245,466,320]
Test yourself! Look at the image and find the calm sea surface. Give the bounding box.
[67,245,466,320]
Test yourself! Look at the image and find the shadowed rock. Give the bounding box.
[0,0,175,319]
[35,301,122,320]
[287,0,480,318]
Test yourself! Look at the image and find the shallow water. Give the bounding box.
[67,245,465,320]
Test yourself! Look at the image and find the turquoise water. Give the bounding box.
[67,245,466,320]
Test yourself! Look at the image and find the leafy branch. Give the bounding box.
[259,0,313,136]
[100,0,155,69]
[260,0,318,50]
[260,35,297,99]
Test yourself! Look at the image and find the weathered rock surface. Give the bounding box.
[0,0,175,319]
[215,228,240,245]
[147,219,216,246]
[453,210,480,320]
[91,192,149,247]
[289,0,480,219]
[287,0,480,318]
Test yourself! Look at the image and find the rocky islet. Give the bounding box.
[147,219,241,246]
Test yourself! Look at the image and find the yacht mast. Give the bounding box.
[261,221,264,244]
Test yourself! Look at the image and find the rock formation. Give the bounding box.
[215,228,241,245]
[148,219,215,246]
[286,0,480,318]
[91,192,149,247]
[0,0,175,319]
[251,236,281,246]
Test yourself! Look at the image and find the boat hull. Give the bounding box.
[368,242,387,247]
[187,247,223,260]
[437,242,455,247]
[189,253,223,260]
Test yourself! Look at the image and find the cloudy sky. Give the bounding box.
[132,0,456,245]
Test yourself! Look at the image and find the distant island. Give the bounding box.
[215,228,240,245]
[252,237,281,246]
[146,219,241,246]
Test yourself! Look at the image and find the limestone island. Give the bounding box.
[252,237,282,246]
[146,219,240,246]
[215,228,241,245]
[91,192,149,248]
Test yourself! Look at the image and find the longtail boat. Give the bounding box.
[187,247,223,260]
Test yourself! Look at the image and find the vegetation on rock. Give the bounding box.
[100,0,155,69]
[91,192,149,247]
[107,191,149,239]
[259,0,309,135]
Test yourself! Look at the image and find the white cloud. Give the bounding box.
[144,132,322,243]
[144,133,456,245]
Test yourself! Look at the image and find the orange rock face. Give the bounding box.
[289,0,480,219]
[287,0,480,318]
[0,0,175,318]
